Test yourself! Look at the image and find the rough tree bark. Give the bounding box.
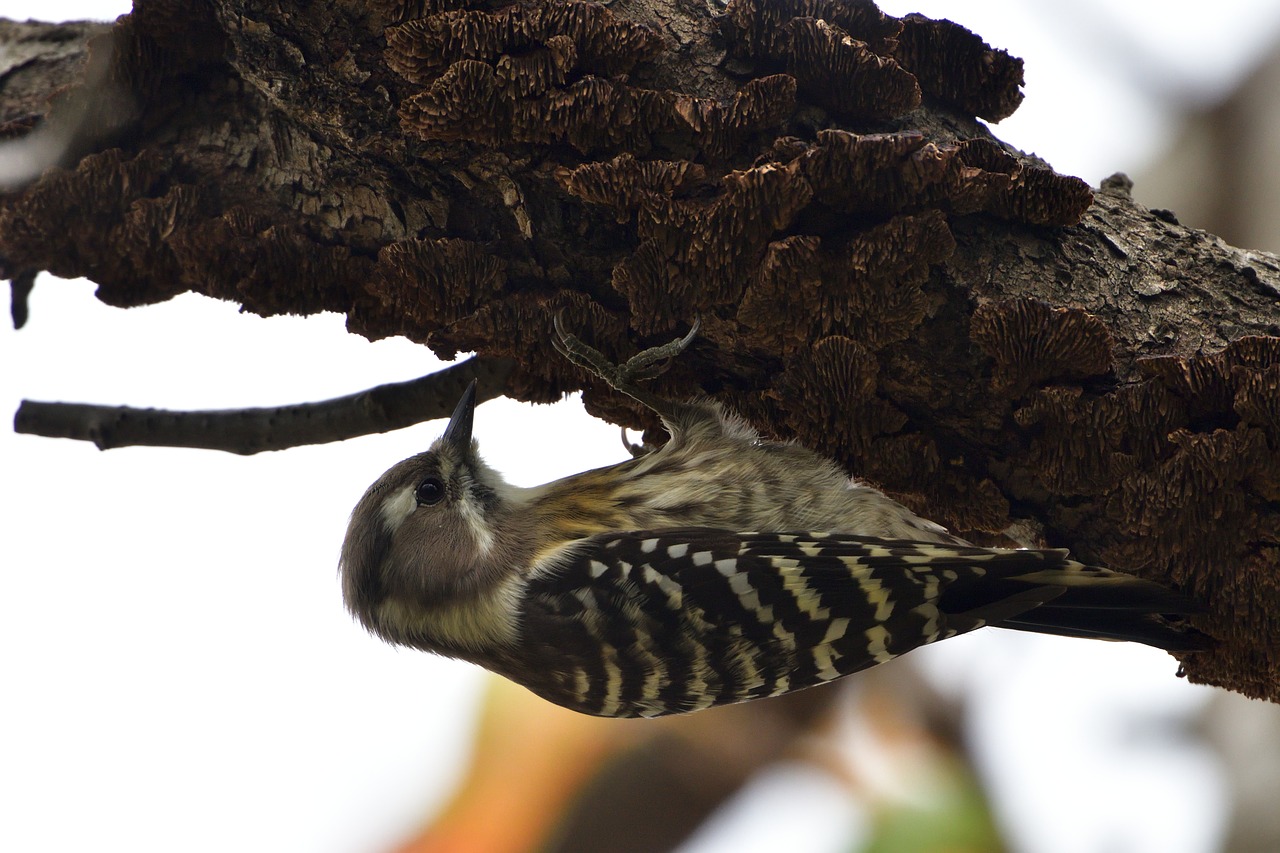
[2,0,1276,722]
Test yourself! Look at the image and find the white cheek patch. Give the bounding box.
[380,486,418,532]
[456,496,496,554]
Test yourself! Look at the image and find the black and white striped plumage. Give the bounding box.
[499,529,1204,717]
[340,381,1208,719]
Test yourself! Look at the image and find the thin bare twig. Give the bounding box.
[9,270,36,329]
[13,355,515,454]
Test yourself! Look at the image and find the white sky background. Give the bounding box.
[4,2,1280,852]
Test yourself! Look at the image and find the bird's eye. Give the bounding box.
[415,477,446,505]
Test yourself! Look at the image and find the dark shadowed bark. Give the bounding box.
[2,0,1276,780]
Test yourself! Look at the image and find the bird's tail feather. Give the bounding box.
[996,607,1212,651]
[940,568,1211,652]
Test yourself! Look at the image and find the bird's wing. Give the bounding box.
[510,528,1206,718]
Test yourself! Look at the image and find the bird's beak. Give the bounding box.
[442,379,477,451]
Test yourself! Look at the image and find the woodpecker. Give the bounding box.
[340,323,1208,718]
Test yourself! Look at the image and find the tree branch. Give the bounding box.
[1,0,1274,706]
[13,355,514,454]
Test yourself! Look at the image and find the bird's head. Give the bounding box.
[339,381,521,652]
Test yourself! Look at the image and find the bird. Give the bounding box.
[339,321,1209,718]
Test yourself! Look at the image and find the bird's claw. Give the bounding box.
[552,313,700,395]
[552,313,701,421]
